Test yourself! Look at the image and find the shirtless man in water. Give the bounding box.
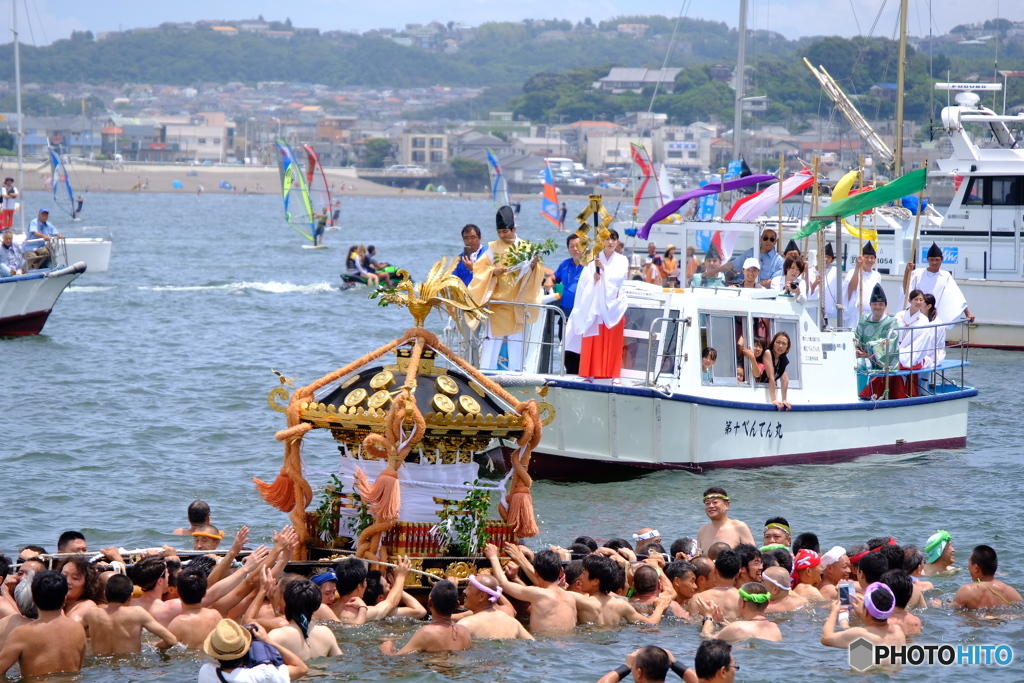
[761,566,807,613]
[578,555,671,626]
[381,580,471,654]
[698,582,782,642]
[0,571,86,677]
[457,574,532,640]
[81,574,178,654]
[131,556,181,627]
[173,500,210,536]
[167,566,223,649]
[484,543,577,632]
[688,549,742,622]
[267,579,342,659]
[821,583,905,665]
[696,488,755,552]
[951,545,1023,609]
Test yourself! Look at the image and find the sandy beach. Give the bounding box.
[3,160,453,198]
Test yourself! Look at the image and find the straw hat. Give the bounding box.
[203,619,252,660]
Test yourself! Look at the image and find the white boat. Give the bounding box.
[63,228,113,272]
[0,261,86,336]
[447,222,975,476]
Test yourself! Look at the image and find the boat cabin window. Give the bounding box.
[772,318,801,386]
[704,313,744,385]
[963,177,984,205]
[622,305,677,376]
[964,175,1024,206]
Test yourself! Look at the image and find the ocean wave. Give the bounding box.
[138,281,335,294]
[67,285,117,292]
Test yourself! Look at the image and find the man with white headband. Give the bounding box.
[633,529,661,554]
[821,582,906,663]
[761,567,807,613]
[696,488,755,553]
[815,546,849,601]
[456,574,532,640]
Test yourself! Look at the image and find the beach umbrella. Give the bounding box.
[172,180,184,189]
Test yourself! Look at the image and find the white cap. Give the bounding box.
[743,257,760,271]
[821,546,846,567]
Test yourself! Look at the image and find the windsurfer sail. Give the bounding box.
[303,144,334,228]
[629,143,664,223]
[541,161,560,227]
[275,140,317,244]
[485,149,509,208]
[48,147,76,219]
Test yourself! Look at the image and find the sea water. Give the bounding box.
[3,190,1023,681]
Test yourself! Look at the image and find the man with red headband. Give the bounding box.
[790,550,825,601]
[696,488,755,553]
[821,582,905,664]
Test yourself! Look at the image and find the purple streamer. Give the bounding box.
[638,174,777,239]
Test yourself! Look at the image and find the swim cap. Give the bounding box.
[923,530,952,564]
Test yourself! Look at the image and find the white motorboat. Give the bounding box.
[447,219,975,477]
[63,229,112,273]
[0,261,86,336]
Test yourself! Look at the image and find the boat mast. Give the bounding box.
[733,0,747,163]
[13,0,24,233]
[894,0,908,176]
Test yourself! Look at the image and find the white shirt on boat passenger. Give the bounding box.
[843,268,881,322]
[769,275,807,303]
[905,268,967,325]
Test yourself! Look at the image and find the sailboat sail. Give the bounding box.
[303,145,334,226]
[628,144,663,221]
[657,163,673,206]
[48,147,75,219]
[275,140,316,242]
[485,149,509,208]
[540,161,560,226]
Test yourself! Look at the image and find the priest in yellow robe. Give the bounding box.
[468,206,546,371]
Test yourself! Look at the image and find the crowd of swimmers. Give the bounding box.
[0,493,1019,680]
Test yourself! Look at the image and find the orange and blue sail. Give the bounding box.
[540,161,560,226]
[485,149,509,208]
[275,140,316,243]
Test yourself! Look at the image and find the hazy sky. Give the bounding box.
[0,0,1021,46]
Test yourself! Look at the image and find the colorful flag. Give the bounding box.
[793,168,927,240]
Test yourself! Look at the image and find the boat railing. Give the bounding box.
[49,236,69,268]
[445,300,568,376]
[642,316,690,390]
[860,318,971,397]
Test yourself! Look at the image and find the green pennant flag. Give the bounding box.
[793,168,928,240]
